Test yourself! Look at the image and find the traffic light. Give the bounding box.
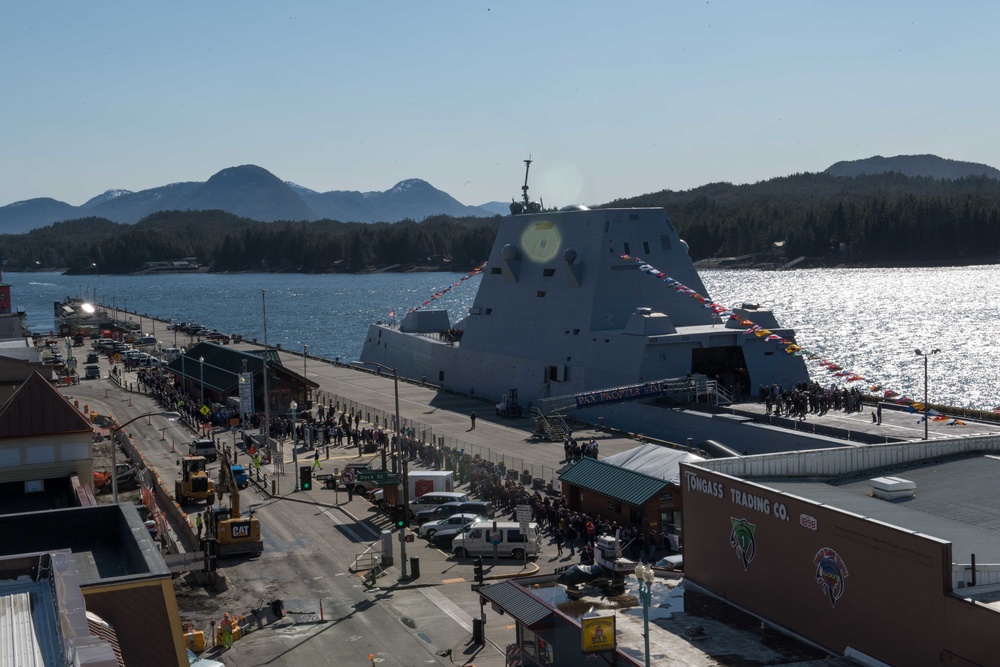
[300,466,312,491]
[395,504,406,529]
[473,557,484,584]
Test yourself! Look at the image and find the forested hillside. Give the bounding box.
[0,210,500,274]
[606,173,1000,263]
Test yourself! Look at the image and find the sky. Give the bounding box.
[2,1,998,209]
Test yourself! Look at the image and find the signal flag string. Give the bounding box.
[400,261,488,316]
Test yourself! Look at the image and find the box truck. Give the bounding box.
[408,470,454,498]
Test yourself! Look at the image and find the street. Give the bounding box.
[62,367,525,666]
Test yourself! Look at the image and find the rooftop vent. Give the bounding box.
[869,476,916,500]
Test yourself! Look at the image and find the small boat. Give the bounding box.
[593,530,636,574]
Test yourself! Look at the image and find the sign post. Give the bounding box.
[516,504,532,568]
[492,520,500,564]
[356,470,398,485]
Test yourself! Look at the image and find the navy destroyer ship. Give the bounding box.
[361,161,812,446]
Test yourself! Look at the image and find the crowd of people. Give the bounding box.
[759,381,867,419]
[130,364,666,564]
[460,456,659,563]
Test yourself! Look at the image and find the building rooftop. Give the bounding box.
[757,452,1000,564]
[0,505,178,667]
[559,457,669,506]
[0,504,167,585]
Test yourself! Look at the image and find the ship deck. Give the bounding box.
[723,398,1000,443]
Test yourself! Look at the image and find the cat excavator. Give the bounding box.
[206,448,263,557]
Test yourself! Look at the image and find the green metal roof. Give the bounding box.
[558,456,668,506]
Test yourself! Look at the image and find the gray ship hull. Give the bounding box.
[360,206,809,415]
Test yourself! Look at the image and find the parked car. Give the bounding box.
[415,502,465,525]
[407,491,469,520]
[415,500,494,524]
[187,648,225,667]
[205,331,231,343]
[188,438,218,462]
[430,522,482,549]
[418,513,481,539]
[652,554,684,573]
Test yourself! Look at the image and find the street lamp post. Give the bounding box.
[109,411,181,503]
[239,359,248,450]
[180,348,187,395]
[634,562,655,667]
[915,348,941,440]
[291,400,300,491]
[262,289,277,486]
[199,356,205,408]
[364,362,408,579]
[303,344,308,379]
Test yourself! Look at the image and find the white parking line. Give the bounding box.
[321,508,367,543]
[417,586,471,632]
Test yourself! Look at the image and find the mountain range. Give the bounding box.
[0,165,508,234]
[2,154,997,235]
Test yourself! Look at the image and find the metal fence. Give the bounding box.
[315,390,559,486]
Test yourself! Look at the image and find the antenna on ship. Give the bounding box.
[510,157,542,215]
[521,157,532,207]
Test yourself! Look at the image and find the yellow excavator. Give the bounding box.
[207,448,263,557]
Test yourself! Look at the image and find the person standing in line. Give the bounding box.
[470,411,476,430]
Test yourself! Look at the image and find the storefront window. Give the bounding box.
[519,624,537,661]
[518,625,554,666]
[662,510,682,550]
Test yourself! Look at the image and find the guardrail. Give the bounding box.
[352,550,381,573]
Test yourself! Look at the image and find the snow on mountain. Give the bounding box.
[81,189,134,208]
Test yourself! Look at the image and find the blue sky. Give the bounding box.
[2,1,996,209]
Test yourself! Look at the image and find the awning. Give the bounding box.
[478,581,554,628]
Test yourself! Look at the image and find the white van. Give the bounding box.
[451,520,542,560]
[408,491,468,519]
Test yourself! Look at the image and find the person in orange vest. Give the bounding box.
[220,612,233,649]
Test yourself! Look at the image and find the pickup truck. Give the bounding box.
[231,465,249,489]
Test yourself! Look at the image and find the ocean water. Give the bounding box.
[9,265,998,410]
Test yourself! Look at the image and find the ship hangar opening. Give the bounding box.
[690,345,749,397]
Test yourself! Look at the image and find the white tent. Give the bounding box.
[600,443,704,485]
